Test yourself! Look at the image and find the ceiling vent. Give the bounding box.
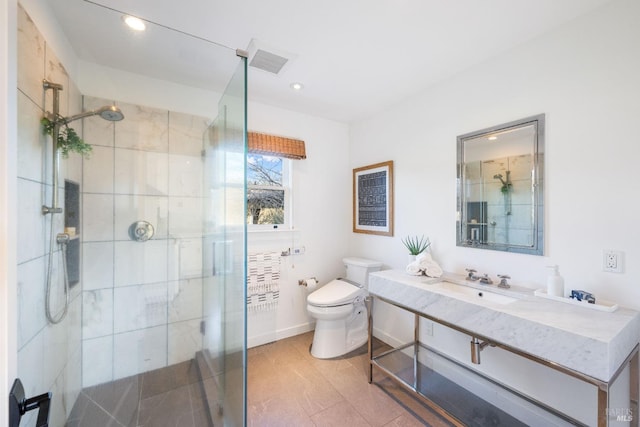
[249,49,289,74]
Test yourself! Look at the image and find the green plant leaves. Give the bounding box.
[41,117,92,158]
[401,235,431,255]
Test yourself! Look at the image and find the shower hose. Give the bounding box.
[45,222,70,325]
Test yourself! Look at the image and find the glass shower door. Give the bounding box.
[202,55,247,426]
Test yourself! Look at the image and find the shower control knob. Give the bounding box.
[128,221,155,242]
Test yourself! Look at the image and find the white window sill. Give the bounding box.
[247,227,297,234]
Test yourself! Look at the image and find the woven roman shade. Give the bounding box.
[248,132,306,160]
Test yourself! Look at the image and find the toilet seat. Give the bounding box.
[306,257,381,359]
[307,279,364,307]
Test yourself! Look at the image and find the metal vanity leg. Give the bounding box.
[597,385,608,427]
[368,296,374,384]
[414,313,419,391]
[597,345,639,427]
[631,351,639,427]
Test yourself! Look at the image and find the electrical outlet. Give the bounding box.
[424,321,434,336]
[292,246,305,255]
[603,250,623,273]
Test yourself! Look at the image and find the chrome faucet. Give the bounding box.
[479,274,493,285]
[497,274,511,289]
[466,269,497,285]
[465,269,479,281]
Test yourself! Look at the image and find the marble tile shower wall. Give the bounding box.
[80,95,209,388]
[465,154,534,246]
[17,5,83,427]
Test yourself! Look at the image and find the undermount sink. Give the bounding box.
[427,280,518,305]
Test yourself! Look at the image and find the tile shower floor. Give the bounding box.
[66,331,519,426]
[65,359,210,426]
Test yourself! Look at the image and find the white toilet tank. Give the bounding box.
[343,257,383,288]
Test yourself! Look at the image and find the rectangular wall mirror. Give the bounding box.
[456,114,545,255]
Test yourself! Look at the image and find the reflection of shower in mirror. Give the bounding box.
[457,114,545,255]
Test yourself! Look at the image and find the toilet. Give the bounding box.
[307,257,383,359]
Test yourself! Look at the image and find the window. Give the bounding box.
[246,153,290,229]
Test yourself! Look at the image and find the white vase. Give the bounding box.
[407,254,417,264]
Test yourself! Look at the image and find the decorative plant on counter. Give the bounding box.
[41,117,92,158]
[402,235,431,255]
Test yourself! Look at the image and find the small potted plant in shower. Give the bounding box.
[41,117,93,158]
[402,235,431,259]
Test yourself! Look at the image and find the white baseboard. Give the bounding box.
[372,326,406,348]
[247,322,315,349]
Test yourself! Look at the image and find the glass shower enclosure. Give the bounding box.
[202,57,248,426]
[15,1,247,425]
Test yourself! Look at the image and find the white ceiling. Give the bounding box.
[49,0,613,123]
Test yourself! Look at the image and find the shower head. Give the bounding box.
[61,105,124,124]
[494,173,507,186]
[97,105,125,121]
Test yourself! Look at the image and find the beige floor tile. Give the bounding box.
[288,367,344,416]
[383,413,431,427]
[248,396,315,427]
[348,386,407,426]
[247,332,451,427]
[310,401,371,427]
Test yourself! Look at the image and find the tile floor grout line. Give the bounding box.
[81,390,127,427]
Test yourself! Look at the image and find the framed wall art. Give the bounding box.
[353,160,393,236]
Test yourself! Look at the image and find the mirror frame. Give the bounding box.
[456,114,545,255]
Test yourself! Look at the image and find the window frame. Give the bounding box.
[246,154,292,231]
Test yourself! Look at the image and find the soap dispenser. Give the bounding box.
[547,265,565,297]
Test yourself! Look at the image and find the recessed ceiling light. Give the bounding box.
[488,136,498,141]
[123,15,146,31]
[290,82,304,91]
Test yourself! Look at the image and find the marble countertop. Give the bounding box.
[369,269,640,382]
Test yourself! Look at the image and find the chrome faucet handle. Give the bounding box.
[497,274,511,288]
[465,268,478,280]
[479,274,493,285]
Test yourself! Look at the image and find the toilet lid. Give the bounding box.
[307,279,363,306]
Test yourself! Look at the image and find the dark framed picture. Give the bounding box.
[353,160,394,236]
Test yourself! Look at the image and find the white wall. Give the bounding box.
[348,0,640,423]
[247,102,351,346]
[78,61,222,119]
[350,0,640,300]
